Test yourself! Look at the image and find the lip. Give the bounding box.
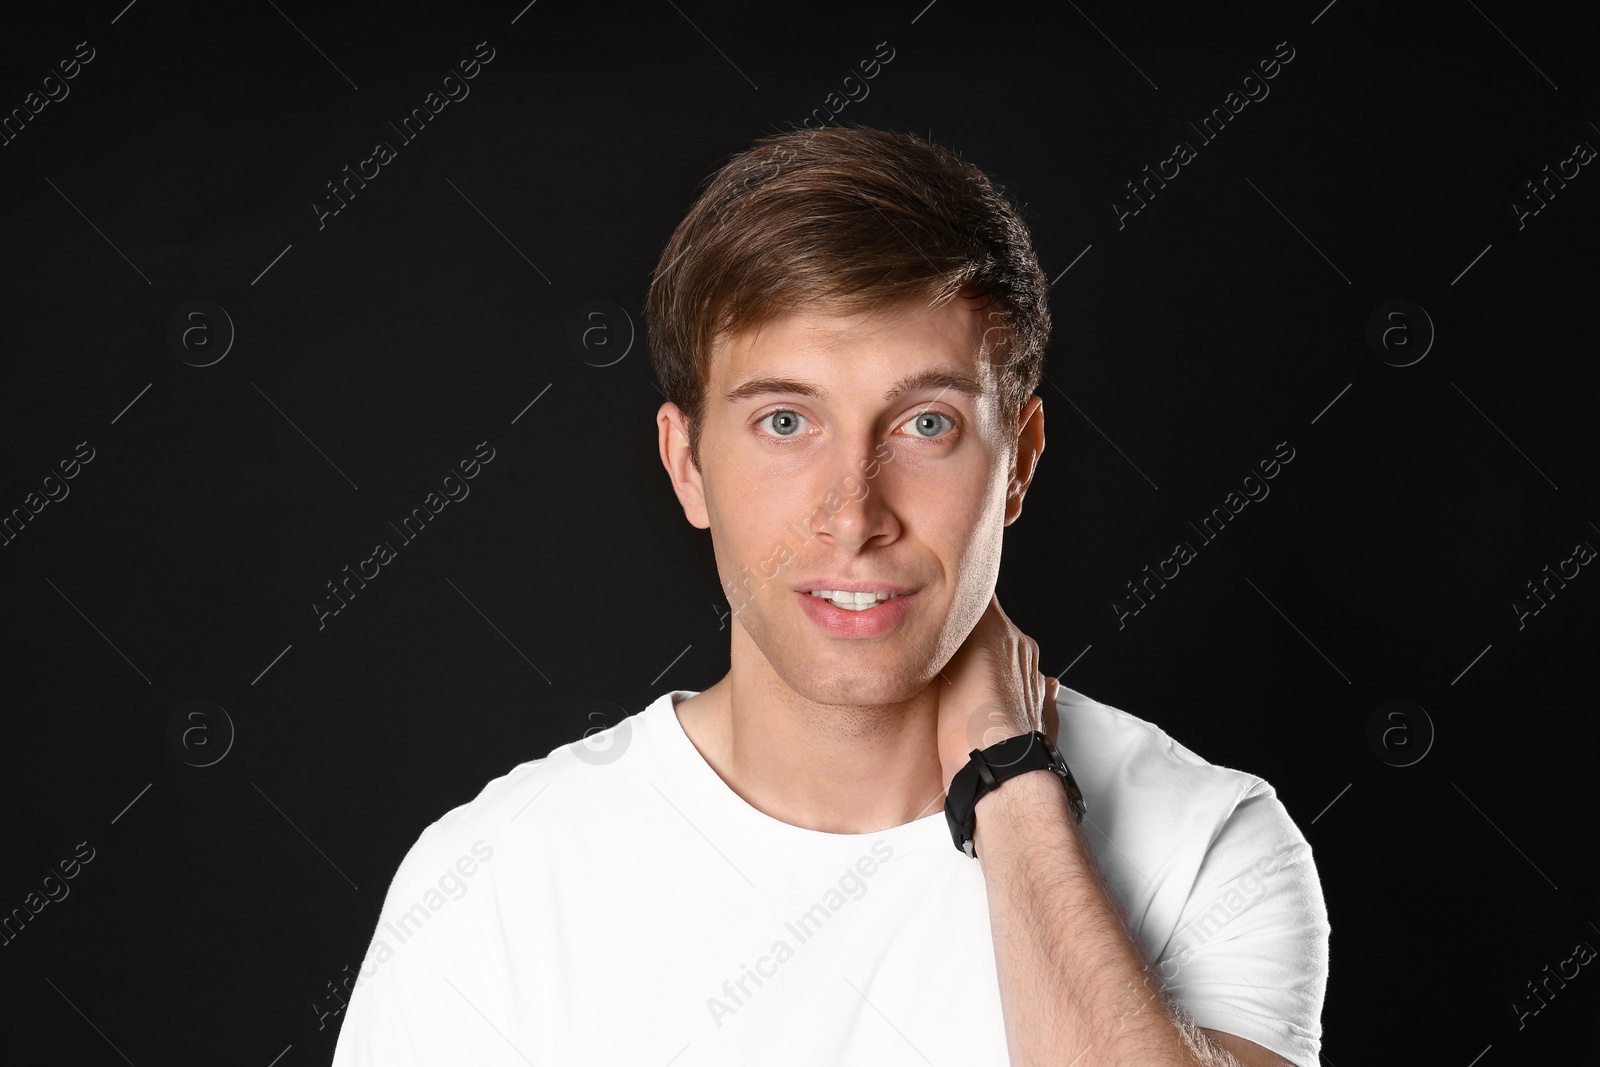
[797,589,916,639]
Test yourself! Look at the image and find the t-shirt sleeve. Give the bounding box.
[1153,778,1330,1067]
[330,820,527,1067]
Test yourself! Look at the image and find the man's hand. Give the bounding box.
[934,594,1060,794]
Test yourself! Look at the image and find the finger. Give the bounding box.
[1035,673,1046,732]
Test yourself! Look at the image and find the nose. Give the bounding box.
[809,443,899,552]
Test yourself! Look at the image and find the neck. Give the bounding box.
[676,632,949,834]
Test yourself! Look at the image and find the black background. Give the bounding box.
[2,0,1595,1063]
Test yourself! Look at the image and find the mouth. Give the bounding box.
[795,588,917,638]
[803,589,905,612]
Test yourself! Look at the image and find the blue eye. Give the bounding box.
[902,411,954,439]
[760,410,808,437]
[756,408,957,442]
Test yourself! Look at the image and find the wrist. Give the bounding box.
[943,729,1087,859]
[973,766,1071,822]
[971,769,1079,862]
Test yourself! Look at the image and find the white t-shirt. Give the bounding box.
[331,686,1329,1066]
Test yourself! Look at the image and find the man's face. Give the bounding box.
[659,295,1043,707]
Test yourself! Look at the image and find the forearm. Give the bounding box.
[973,771,1246,1067]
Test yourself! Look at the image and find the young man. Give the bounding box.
[332,126,1329,1066]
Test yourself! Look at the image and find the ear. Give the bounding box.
[658,402,710,529]
[1003,394,1044,526]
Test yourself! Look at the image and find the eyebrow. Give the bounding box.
[722,368,987,406]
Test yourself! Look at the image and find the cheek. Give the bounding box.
[947,473,1010,575]
[953,521,1006,592]
[705,481,805,580]
[883,436,1000,509]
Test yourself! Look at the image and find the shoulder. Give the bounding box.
[1053,687,1328,1066]
[336,718,644,1064]
[378,699,660,905]
[1052,686,1320,930]
[1055,684,1273,827]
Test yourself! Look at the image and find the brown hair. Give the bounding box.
[646,123,1052,471]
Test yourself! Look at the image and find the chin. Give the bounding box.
[785,665,921,708]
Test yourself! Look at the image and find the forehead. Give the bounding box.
[707,295,995,389]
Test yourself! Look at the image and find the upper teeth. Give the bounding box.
[810,590,899,608]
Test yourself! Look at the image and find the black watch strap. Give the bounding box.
[944,730,1086,858]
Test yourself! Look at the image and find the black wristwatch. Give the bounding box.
[944,730,1086,859]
